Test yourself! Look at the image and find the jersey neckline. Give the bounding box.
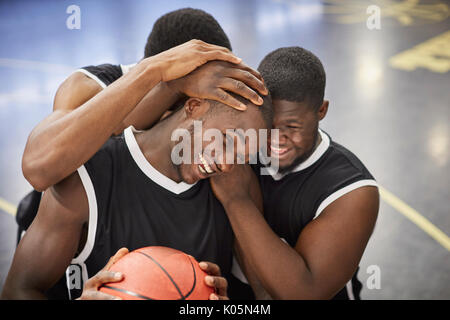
[268,129,330,181]
[124,126,198,195]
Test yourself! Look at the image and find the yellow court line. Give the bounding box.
[0,197,17,216]
[0,186,449,251]
[378,186,450,251]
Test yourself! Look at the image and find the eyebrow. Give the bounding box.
[281,119,303,125]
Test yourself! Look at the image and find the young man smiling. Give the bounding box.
[2,42,272,300]
[212,47,379,300]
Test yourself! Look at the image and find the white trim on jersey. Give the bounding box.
[73,68,107,89]
[73,165,98,264]
[124,126,197,195]
[346,280,355,300]
[269,129,330,181]
[314,179,378,219]
[64,165,99,299]
[120,63,136,74]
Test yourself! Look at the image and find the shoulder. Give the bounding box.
[312,138,375,187]
[295,136,377,219]
[53,71,103,112]
[55,63,123,110]
[76,63,124,87]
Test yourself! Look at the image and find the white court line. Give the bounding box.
[0,58,74,74]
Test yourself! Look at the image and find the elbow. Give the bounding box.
[22,149,59,191]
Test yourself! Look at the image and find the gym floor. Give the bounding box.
[0,0,448,299]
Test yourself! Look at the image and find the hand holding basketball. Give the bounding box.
[77,247,129,300]
[199,261,229,300]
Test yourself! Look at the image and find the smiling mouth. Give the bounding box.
[270,145,290,157]
[198,153,215,175]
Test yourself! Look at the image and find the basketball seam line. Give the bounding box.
[102,285,154,300]
[182,257,197,299]
[136,251,186,300]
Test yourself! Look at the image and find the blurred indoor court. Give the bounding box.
[0,0,449,299]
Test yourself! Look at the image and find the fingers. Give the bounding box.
[200,261,228,297]
[104,247,129,270]
[202,49,242,65]
[78,290,122,300]
[199,261,221,276]
[218,78,263,107]
[85,270,124,289]
[226,67,268,96]
[211,88,248,111]
[205,275,228,297]
[231,62,266,85]
[209,293,229,300]
[197,41,242,65]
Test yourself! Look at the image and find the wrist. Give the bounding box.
[139,56,165,83]
[162,79,183,99]
[222,195,254,213]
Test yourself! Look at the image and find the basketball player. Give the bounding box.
[210,47,380,300]
[21,8,266,192]
[1,43,273,300]
[15,8,267,252]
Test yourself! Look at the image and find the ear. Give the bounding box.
[317,100,329,121]
[184,98,210,119]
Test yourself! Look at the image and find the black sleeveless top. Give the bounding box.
[66,127,233,299]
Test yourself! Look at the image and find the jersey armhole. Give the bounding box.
[73,69,107,89]
[313,179,378,219]
[71,165,98,264]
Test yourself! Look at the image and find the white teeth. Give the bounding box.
[198,165,207,174]
[198,153,214,174]
[270,145,288,155]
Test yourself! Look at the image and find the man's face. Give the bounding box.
[270,99,320,173]
[176,101,267,184]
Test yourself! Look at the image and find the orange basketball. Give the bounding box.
[99,246,214,300]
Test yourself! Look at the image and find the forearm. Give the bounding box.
[117,81,181,133]
[233,241,272,300]
[224,199,318,299]
[1,284,47,300]
[23,59,162,190]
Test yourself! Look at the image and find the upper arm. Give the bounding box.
[294,185,379,298]
[27,72,103,139]
[22,72,103,190]
[1,172,88,299]
[53,71,103,112]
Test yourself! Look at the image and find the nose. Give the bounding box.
[272,130,287,146]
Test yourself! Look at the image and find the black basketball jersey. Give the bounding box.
[15,63,136,299]
[230,129,377,300]
[66,126,233,299]
[75,63,135,87]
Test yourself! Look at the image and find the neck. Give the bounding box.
[135,113,184,183]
